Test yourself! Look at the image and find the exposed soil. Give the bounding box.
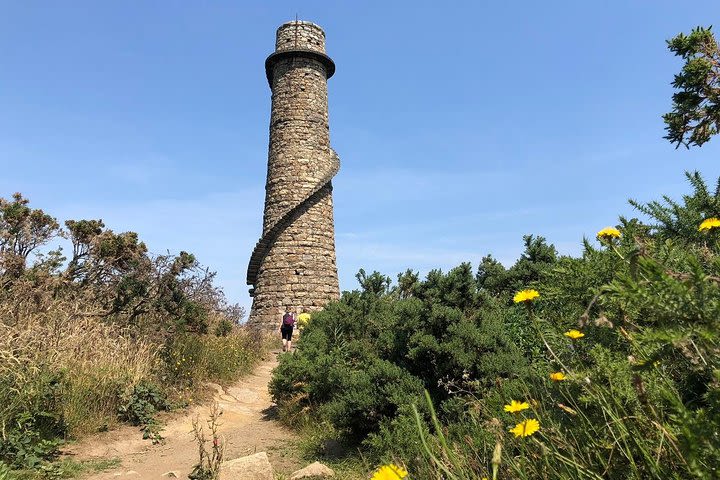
[66,353,304,479]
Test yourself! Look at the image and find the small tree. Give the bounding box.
[0,193,59,278]
[664,26,720,148]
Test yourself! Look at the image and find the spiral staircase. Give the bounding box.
[246,149,340,296]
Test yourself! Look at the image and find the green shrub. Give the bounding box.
[411,177,720,479]
[214,319,233,337]
[270,264,534,464]
[118,381,169,443]
[0,463,10,480]
[0,411,64,469]
[203,332,260,383]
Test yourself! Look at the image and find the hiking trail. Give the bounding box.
[68,353,302,479]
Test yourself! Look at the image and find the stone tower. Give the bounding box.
[246,20,340,329]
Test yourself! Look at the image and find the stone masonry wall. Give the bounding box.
[275,21,326,53]
[247,21,340,329]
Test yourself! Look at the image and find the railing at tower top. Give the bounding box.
[246,150,340,295]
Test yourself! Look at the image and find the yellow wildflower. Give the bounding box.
[509,418,540,438]
[597,227,621,241]
[513,289,540,303]
[371,464,408,480]
[550,372,566,381]
[564,329,585,340]
[699,218,720,232]
[503,400,530,413]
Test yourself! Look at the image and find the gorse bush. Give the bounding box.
[0,194,264,472]
[272,172,720,479]
[270,262,536,461]
[271,183,720,479]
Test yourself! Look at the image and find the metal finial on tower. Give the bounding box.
[294,14,299,48]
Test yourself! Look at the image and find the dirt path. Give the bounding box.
[68,353,302,479]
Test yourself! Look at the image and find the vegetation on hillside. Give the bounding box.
[0,194,265,476]
[271,179,720,480]
[270,26,720,479]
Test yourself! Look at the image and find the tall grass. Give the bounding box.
[0,297,268,470]
[0,306,158,437]
[166,329,268,387]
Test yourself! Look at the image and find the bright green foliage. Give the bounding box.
[630,171,720,242]
[476,235,557,299]
[118,381,169,443]
[273,172,720,479]
[270,257,540,462]
[0,411,64,469]
[664,26,720,148]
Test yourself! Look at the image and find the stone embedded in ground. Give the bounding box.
[205,382,225,395]
[219,452,274,480]
[289,461,335,479]
[162,472,179,478]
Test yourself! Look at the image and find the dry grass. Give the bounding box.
[1,295,268,443]
[0,297,159,437]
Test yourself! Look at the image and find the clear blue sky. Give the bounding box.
[2,1,720,315]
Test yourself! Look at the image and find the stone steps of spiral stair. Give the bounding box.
[246,152,340,288]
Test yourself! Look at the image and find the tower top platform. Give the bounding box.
[265,20,335,85]
[275,20,326,53]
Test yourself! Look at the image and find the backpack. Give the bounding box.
[282,313,294,326]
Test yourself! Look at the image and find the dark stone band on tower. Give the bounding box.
[264,49,335,86]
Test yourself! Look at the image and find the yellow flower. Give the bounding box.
[503,400,530,413]
[550,372,566,381]
[564,329,585,340]
[699,218,720,232]
[597,227,621,241]
[597,227,620,242]
[509,418,540,438]
[371,464,408,480]
[513,289,540,303]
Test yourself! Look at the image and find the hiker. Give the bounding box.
[280,307,296,352]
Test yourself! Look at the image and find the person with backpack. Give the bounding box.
[280,307,296,352]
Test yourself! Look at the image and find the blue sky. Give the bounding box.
[2,1,720,315]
